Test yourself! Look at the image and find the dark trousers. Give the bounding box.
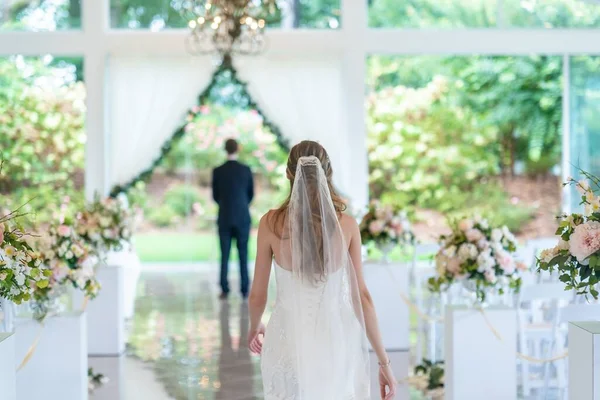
[218,224,250,295]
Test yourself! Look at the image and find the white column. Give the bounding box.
[83,0,111,199]
[569,321,600,400]
[0,333,16,400]
[561,54,572,214]
[340,0,369,211]
[445,306,517,400]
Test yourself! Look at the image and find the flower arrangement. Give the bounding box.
[37,217,101,300]
[76,196,136,255]
[407,359,444,400]
[88,368,108,392]
[428,216,523,302]
[359,200,415,248]
[537,172,600,299]
[0,213,51,304]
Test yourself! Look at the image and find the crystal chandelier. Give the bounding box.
[183,0,278,57]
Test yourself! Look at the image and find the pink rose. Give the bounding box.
[369,220,385,235]
[569,221,600,264]
[447,257,461,275]
[458,219,474,231]
[496,251,515,274]
[57,225,71,237]
[484,269,497,283]
[465,228,484,243]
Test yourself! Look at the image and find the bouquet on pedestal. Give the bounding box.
[428,216,523,303]
[76,196,136,256]
[537,172,600,299]
[32,217,101,319]
[359,200,415,258]
[407,359,445,400]
[0,213,51,329]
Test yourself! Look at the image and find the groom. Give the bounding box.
[212,139,254,299]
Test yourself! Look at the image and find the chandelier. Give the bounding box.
[183,0,278,57]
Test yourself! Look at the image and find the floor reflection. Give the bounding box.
[127,265,264,400]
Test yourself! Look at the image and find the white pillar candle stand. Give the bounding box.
[0,333,16,400]
[73,264,126,356]
[569,321,600,400]
[363,262,409,351]
[445,305,517,400]
[105,249,142,320]
[16,312,87,400]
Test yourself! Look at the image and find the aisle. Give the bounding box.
[92,263,264,400]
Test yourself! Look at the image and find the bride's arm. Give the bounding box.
[347,217,389,365]
[248,215,273,333]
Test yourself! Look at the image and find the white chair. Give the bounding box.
[410,243,439,365]
[517,282,573,398]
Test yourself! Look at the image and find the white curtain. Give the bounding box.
[108,56,214,188]
[235,55,361,207]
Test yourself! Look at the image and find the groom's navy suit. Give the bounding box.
[212,160,254,296]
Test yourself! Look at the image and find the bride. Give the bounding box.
[247,141,397,399]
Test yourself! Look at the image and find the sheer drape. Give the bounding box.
[108,56,214,188]
[235,55,358,206]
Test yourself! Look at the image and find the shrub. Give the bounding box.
[163,185,204,217]
[146,205,178,228]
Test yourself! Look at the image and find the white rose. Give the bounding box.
[491,229,503,243]
[15,273,26,286]
[65,251,74,259]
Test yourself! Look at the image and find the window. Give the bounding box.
[369,0,497,28]
[569,56,600,211]
[503,0,600,28]
[0,0,81,31]
[0,55,85,222]
[110,0,340,30]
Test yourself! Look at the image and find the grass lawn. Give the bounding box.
[134,232,258,263]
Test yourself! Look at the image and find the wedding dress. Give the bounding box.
[260,156,370,400]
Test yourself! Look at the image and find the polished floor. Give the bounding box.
[89,264,559,400]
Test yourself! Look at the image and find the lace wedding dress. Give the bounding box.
[260,156,370,400]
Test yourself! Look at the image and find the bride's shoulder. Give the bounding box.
[258,210,279,235]
[338,212,359,232]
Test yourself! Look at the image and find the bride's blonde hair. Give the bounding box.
[269,140,347,240]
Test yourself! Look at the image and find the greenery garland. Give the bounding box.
[109,54,290,197]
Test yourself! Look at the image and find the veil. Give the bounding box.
[278,156,370,399]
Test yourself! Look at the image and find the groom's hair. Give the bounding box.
[225,138,238,155]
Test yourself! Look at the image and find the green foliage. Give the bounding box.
[0,57,85,223]
[163,185,204,217]
[367,77,499,211]
[146,205,179,228]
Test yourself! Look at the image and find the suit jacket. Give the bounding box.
[212,160,254,228]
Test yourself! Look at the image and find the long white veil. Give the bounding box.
[278,156,370,399]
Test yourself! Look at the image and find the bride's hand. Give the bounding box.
[248,323,266,355]
[379,363,397,400]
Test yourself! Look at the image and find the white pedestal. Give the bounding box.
[369,351,409,400]
[363,262,409,351]
[569,321,600,400]
[105,249,141,319]
[74,264,125,356]
[16,312,87,400]
[0,333,16,400]
[445,306,516,400]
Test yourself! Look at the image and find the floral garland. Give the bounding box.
[0,214,51,304]
[359,200,415,248]
[429,216,524,302]
[537,171,600,299]
[76,196,136,255]
[109,55,289,197]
